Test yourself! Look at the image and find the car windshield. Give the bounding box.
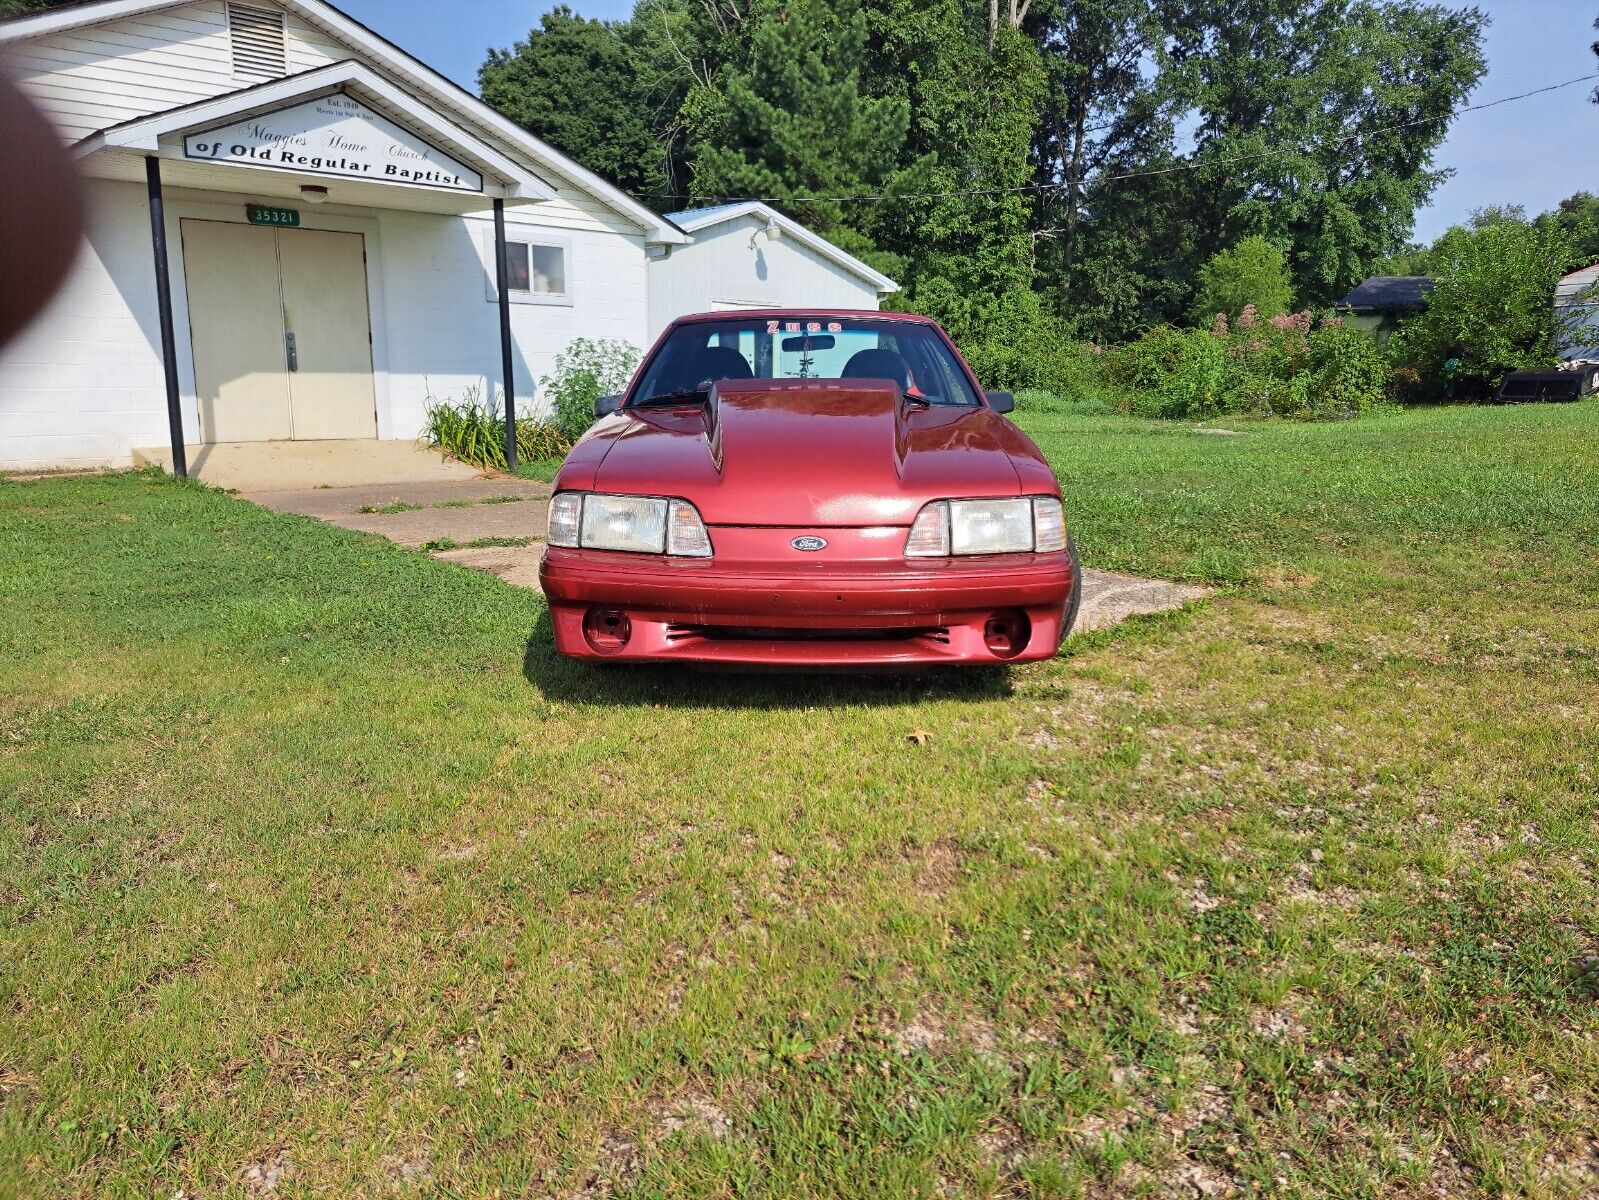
[630,316,983,407]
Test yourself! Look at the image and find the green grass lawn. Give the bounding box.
[3,403,1598,1198]
[512,457,566,484]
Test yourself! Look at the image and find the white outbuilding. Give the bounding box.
[1557,263,1599,363]
[0,0,694,473]
[647,202,899,340]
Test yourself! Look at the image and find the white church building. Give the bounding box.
[0,0,895,473]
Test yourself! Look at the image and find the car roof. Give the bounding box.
[668,309,938,326]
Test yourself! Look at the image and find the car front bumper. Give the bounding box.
[539,528,1076,667]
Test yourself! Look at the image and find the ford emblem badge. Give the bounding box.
[791,535,828,552]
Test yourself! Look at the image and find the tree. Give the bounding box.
[1155,0,1488,311]
[1390,220,1577,389]
[1535,192,1599,267]
[1021,0,1487,339]
[687,0,910,247]
[866,0,1042,310]
[1468,203,1528,228]
[479,7,679,198]
[473,0,1491,350]
[1031,0,1173,290]
[1189,235,1293,322]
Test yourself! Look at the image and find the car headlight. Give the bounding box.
[547,492,713,557]
[905,496,1065,556]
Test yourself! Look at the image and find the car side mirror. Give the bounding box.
[986,391,1014,414]
[593,393,623,418]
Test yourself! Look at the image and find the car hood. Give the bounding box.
[560,380,1047,526]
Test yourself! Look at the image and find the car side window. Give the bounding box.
[899,330,980,406]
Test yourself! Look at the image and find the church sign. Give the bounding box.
[184,92,484,193]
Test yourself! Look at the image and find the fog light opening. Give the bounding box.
[583,607,632,654]
[983,609,1031,659]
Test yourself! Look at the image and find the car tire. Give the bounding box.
[1060,535,1083,644]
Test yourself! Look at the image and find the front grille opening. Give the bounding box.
[668,624,949,643]
[229,3,288,79]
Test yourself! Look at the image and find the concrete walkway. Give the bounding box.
[243,475,1208,633]
[244,477,549,547]
[1075,568,1208,633]
[135,440,476,490]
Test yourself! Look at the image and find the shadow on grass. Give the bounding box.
[520,608,1015,709]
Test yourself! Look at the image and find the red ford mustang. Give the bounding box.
[539,310,1081,667]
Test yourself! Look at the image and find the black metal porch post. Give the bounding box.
[492,197,518,471]
[144,155,187,478]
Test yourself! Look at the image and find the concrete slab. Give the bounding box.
[1076,568,1209,632]
[244,478,549,546]
[323,501,549,548]
[243,477,549,519]
[134,440,476,491]
[431,544,546,588]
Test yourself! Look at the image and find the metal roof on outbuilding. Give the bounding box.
[663,201,898,293]
[664,204,757,226]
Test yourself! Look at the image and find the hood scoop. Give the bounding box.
[593,379,1023,526]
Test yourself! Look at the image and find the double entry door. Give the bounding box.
[181,219,378,443]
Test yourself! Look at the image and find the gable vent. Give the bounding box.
[228,3,287,80]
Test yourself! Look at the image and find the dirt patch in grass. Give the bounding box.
[910,838,964,900]
[1166,1157,1240,1197]
[570,1129,643,1198]
[1247,999,1309,1042]
[239,1149,294,1195]
[976,1118,1024,1175]
[891,1010,949,1056]
[382,1148,433,1190]
[650,1092,733,1141]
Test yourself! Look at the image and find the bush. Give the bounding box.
[422,386,570,471]
[901,276,1385,423]
[1103,309,1389,421]
[1190,235,1293,324]
[542,337,640,442]
[1303,321,1390,418]
[1388,220,1577,395]
[965,335,1113,400]
[899,284,1112,400]
[1104,325,1229,418]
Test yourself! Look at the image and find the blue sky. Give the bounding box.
[337,0,1599,242]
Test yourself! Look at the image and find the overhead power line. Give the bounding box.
[637,72,1599,208]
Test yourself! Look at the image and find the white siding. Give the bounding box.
[0,178,167,470]
[503,185,646,240]
[373,207,648,437]
[647,215,881,337]
[0,181,650,469]
[0,1,342,143]
[282,8,345,73]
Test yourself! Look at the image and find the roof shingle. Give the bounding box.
[1336,276,1434,313]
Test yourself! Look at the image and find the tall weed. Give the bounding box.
[422,385,570,471]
